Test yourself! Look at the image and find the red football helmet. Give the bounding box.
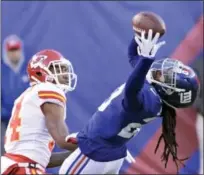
[27,49,77,93]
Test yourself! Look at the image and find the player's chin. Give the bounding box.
[60,81,69,85]
[64,82,69,85]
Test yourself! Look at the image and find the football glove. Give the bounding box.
[134,29,165,58]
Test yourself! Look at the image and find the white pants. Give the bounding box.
[1,156,44,174]
[59,148,124,174]
[196,113,203,175]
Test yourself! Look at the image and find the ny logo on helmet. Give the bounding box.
[179,91,192,104]
[30,55,48,68]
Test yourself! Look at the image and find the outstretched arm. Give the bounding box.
[124,30,165,111]
[123,57,154,111]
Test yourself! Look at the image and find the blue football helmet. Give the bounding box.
[146,58,200,108]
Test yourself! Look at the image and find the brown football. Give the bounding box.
[132,11,166,38]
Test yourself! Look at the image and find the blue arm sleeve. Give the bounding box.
[123,57,154,111]
[128,37,140,68]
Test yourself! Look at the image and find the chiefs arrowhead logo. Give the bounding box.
[30,55,48,68]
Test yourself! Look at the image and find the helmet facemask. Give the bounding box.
[146,58,186,94]
[46,59,77,93]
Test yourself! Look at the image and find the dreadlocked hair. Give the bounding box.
[154,102,189,173]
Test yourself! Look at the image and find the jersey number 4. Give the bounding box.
[5,90,30,144]
[5,98,24,144]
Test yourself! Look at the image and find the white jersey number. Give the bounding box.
[179,91,192,104]
[118,123,142,138]
[98,83,125,112]
[5,89,31,145]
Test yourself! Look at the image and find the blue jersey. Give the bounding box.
[77,58,162,161]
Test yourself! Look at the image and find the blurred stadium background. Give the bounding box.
[1,1,203,174]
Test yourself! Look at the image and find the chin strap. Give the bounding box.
[163,100,177,109]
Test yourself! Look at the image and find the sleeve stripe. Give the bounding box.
[39,94,66,103]
[38,91,64,97]
[38,91,66,103]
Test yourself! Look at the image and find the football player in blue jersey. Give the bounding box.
[57,30,200,174]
